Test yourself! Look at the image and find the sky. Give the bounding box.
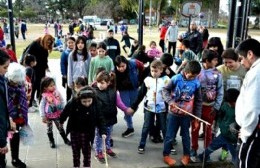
[220,0,229,13]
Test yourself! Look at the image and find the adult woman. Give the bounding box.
[22,34,54,107]
[114,55,144,137]
[0,50,11,168]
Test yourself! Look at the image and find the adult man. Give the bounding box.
[165,20,178,56]
[104,29,121,62]
[235,38,260,168]
[185,21,202,55]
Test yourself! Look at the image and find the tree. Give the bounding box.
[251,0,260,28]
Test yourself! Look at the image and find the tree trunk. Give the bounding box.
[156,0,163,26]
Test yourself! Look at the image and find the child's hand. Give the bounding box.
[42,117,47,123]
[169,101,177,112]
[9,118,16,131]
[126,108,134,115]
[102,134,107,140]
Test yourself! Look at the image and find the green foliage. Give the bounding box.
[21,8,37,18]
[0,8,8,17]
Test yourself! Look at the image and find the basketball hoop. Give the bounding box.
[181,2,201,17]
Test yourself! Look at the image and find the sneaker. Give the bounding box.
[181,155,190,166]
[198,133,204,140]
[170,146,177,155]
[138,146,145,154]
[106,149,117,158]
[122,128,134,138]
[219,149,229,161]
[11,159,26,168]
[95,152,105,163]
[163,156,176,167]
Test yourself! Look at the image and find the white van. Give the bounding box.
[83,15,101,29]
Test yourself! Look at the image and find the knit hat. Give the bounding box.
[160,53,173,67]
[5,62,26,84]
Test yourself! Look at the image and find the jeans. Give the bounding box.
[168,41,177,57]
[119,89,138,129]
[163,113,191,156]
[94,126,112,153]
[139,109,167,147]
[201,134,237,164]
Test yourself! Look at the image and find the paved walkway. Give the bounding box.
[5,60,232,168]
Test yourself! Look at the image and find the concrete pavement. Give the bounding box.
[5,59,233,168]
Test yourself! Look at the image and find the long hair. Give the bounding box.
[72,36,88,61]
[36,34,54,52]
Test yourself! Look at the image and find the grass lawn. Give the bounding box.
[11,24,260,60]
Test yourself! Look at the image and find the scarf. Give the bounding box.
[8,84,28,125]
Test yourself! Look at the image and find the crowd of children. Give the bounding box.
[1,19,260,168]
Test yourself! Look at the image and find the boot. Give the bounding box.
[60,132,71,146]
[10,132,26,168]
[47,133,56,148]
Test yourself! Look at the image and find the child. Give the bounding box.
[5,62,28,168]
[146,41,162,59]
[206,37,224,66]
[60,86,107,168]
[130,60,170,154]
[60,36,76,101]
[39,77,71,148]
[67,36,91,89]
[72,77,87,97]
[88,42,97,57]
[24,54,37,111]
[93,71,133,163]
[176,39,196,74]
[190,49,224,161]
[54,36,63,52]
[162,60,202,167]
[121,31,135,54]
[0,50,11,168]
[128,40,139,57]
[115,55,144,138]
[88,42,114,84]
[132,45,153,64]
[5,44,17,63]
[197,88,240,165]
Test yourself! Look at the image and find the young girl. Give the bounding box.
[60,36,76,101]
[39,77,70,148]
[67,36,91,89]
[24,54,37,112]
[5,62,28,168]
[60,86,107,168]
[146,41,162,59]
[88,42,114,84]
[0,50,10,168]
[93,71,133,163]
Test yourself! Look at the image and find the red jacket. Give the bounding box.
[160,26,167,40]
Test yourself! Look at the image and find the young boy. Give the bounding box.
[88,42,97,57]
[176,39,197,74]
[130,60,170,153]
[191,49,224,161]
[162,60,202,167]
[197,88,240,165]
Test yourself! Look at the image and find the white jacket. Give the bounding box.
[165,25,178,42]
[236,58,260,143]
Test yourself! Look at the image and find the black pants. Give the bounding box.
[0,154,6,168]
[168,42,176,57]
[10,125,22,161]
[237,129,260,168]
[159,39,165,53]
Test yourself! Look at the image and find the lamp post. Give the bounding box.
[7,0,16,53]
[138,0,144,46]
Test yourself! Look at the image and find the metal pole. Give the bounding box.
[233,0,246,48]
[226,0,236,48]
[149,0,152,34]
[7,0,16,53]
[138,0,144,46]
[243,0,251,40]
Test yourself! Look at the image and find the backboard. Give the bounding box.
[182,2,201,17]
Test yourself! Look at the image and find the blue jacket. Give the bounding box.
[60,48,72,76]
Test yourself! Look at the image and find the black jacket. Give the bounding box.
[60,98,106,144]
[0,76,10,148]
[104,37,121,62]
[93,86,118,126]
